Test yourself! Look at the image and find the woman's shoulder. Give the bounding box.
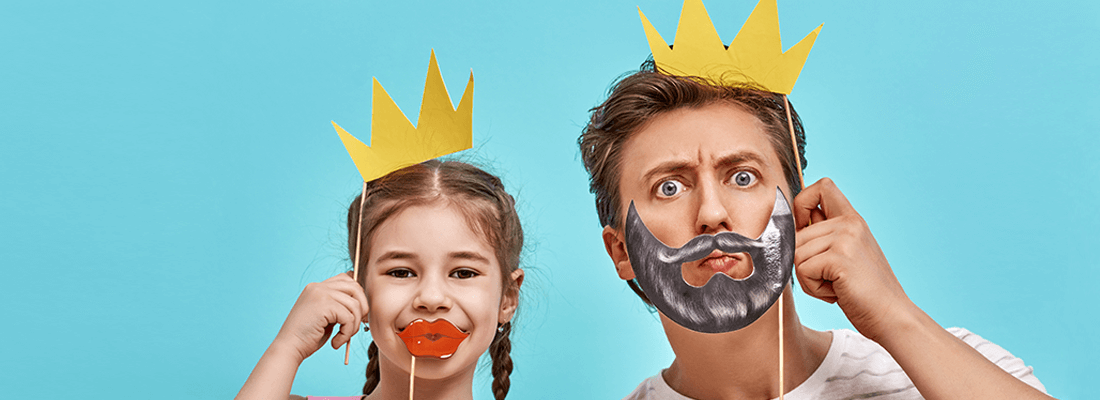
[289,396,362,400]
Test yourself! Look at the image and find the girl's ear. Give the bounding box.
[602,226,635,280]
[498,269,524,323]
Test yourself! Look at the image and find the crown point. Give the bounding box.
[642,0,820,94]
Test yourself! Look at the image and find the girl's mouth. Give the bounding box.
[397,319,470,359]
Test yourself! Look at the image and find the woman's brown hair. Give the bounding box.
[578,60,807,305]
[346,159,523,400]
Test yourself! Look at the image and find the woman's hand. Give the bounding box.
[271,272,370,363]
[791,178,916,342]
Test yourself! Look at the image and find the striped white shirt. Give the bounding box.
[623,328,1046,400]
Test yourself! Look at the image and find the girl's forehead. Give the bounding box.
[369,202,499,267]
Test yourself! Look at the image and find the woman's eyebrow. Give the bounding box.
[449,251,491,264]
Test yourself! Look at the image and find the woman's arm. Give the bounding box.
[792,178,1052,400]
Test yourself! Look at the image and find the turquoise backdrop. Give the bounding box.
[1,0,1096,398]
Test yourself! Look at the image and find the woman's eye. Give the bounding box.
[386,269,415,278]
[450,269,479,279]
[657,180,685,198]
[731,171,756,187]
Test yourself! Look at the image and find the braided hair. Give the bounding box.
[361,341,380,396]
[347,160,524,398]
[489,322,514,400]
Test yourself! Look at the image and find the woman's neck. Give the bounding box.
[661,286,832,400]
[365,355,476,400]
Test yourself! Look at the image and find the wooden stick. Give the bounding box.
[779,290,785,400]
[409,355,417,400]
[783,95,805,189]
[345,181,368,366]
[780,94,803,400]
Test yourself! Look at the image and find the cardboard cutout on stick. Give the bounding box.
[333,50,474,365]
[625,187,795,333]
[398,319,470,359]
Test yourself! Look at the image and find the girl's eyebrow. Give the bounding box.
[449,251,491,264]
[376,251,417,262]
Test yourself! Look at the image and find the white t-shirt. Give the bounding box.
[624,328,1046,400]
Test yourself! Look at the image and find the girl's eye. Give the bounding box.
[450,269,479,279]
[657,180,685,198]
[731,171,756,187]
[386,269,415,279]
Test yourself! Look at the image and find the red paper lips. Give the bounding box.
[397,319,469,359]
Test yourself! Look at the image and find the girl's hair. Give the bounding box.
[347,159,523,400]
[578,60,807,305]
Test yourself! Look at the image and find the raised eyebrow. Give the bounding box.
[715,152,768,170]
[449,251,492,264]
[642,160,694,184]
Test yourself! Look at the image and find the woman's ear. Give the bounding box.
[498,269,524,323]
[602,225,635,280]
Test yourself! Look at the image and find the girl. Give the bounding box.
[237,160,524,400]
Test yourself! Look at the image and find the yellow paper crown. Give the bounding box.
[332,50,473,182]
[640,0,822,94]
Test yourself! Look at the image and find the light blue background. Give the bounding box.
[1,0,1096,398]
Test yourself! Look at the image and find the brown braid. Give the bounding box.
[489,322,514,400]
[346,160,525,397]
[361,341,380,396]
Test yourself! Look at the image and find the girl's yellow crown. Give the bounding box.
[640,0,822,94]
[333,50,473,182]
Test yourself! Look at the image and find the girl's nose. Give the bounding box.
[413,276,453,312]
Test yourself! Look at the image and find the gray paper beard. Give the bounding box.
[624,187,795,333]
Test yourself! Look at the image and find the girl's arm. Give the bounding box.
[236,273,370,400]
[792,178,1051,400]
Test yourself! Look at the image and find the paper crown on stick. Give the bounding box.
[333,50,473,182]
[640,0,822,94]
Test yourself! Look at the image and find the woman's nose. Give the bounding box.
[413,275,453,312]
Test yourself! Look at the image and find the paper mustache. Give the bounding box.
[397,319,470,359]
[625,187,795,333]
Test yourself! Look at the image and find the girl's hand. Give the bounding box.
[271,272,370,363]
[791,178,917,342]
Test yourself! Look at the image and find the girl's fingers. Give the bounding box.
[329,306,358,349]
[330,278,370,322]
[329,290,363,322]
